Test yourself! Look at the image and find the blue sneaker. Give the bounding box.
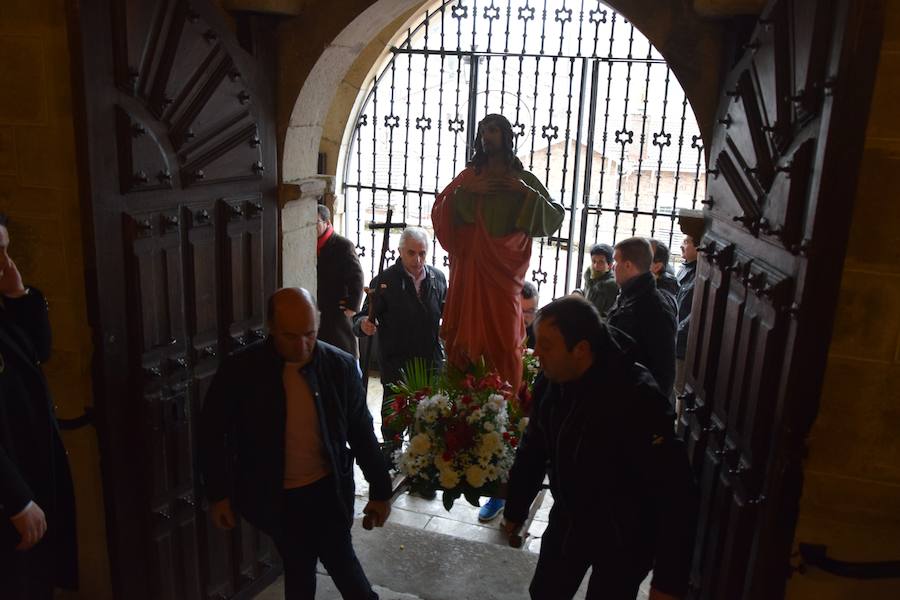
[478,497,505,522]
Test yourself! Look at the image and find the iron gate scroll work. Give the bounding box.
[341,0,707,298]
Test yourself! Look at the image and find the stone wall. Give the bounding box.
[786,3,900,599]
[0,0,111,597]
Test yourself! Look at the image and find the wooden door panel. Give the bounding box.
[684,1,883,598]
[123,211,189,379]
[116,106,174,194]
[221,196,266,349]
[77,0,280,597]
[185,202,221,364]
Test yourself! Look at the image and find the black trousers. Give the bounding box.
[0,546,55,600]
[529,518,646,600]
[274,476,377,600]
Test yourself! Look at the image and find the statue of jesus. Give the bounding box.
[432,114,565,394]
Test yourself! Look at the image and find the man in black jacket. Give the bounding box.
[572,243,618,318]
[606,237,677,396]
[504,296,697,600]
[0,215,78,600]
[674,211,705,402]
[649,239,679,308]
[353,227,447,444]
[317,204,365,356]
[200,288,391,600]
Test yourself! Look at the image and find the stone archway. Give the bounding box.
[278,0,730,289]
[283,0,732,185]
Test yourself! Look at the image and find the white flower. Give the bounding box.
[410,433,431,455]
[439,468,460,488]
[465,464,487,488]
[467,409,483,423]
[398,451,420,475]
[484,422,495,432]
[518,417,530,433]
[486,394,505,412]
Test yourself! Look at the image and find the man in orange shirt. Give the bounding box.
[200,288,391,599]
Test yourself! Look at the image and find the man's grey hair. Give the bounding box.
[522,280,539,300]
[317,204,331,223]
[399,226,430,248]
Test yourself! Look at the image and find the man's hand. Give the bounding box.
[648,588,681,600]
[0,256,26,298]
[360,318,377,336]
[210,498,236,530]
[362,499,391,528]
[11,502,47,550]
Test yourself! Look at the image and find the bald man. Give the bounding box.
[199,288,391,600]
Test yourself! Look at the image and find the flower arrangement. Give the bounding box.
[384,352,536,510]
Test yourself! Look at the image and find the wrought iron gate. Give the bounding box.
[341,0,707,299]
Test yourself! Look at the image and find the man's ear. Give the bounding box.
[573,339,591,360]
[650,262,663,275]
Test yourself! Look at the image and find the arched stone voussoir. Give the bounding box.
[282,0,427,182]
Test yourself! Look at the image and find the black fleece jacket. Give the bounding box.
[504,327,697,596]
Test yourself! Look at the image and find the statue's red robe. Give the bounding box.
[432,167,564,394]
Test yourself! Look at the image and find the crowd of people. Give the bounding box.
[1,112,703,600]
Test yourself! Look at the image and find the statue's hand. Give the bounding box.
[461,177,494,195]
[464,176,531,197]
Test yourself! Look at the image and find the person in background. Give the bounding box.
[522,281,539,350]
[674,210,706,409]
[354,227,447,451]
[606,237,677,396]
[572,243,618,318]
[0,213,78,600]
[316,204,365,356]
[650,239,679,306]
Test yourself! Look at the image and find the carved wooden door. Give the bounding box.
[73,1,280,598]
[679,1,884,598]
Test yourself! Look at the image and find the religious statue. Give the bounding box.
[432,114,565,394]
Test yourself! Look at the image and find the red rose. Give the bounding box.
[461,394,473,405]
[444,421,474,454]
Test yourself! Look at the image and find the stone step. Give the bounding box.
[255,518,613,599]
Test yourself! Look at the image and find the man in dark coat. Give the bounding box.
[606,237,677,396]
[0,215,78,599]
[353,227,446,444]
[573,243,618,318]
[316,204,365,356]
[674,210,705,405]
[199,288,391,600]
[522,280,538,350]
[650,239,679,309]
[503,296,697,600]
